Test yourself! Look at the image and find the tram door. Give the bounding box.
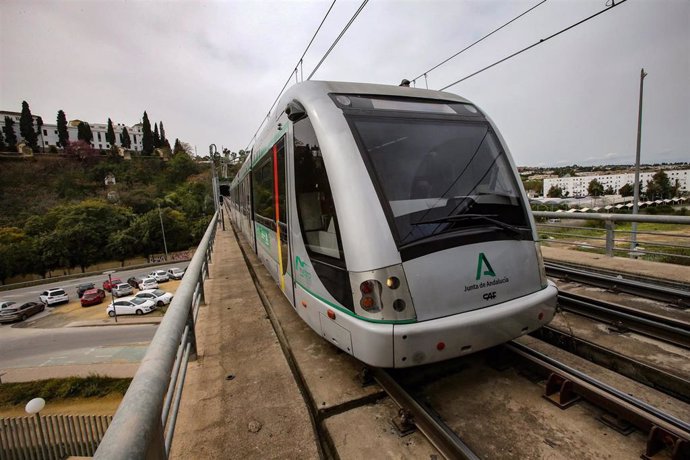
[252,132,293,302]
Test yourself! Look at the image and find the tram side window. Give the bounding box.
[294,117,352,310]
[253,157,275,229]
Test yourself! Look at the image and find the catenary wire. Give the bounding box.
[411,0,548,86]
[440,0,628,91]
[244,0,338,152]
[307,0,370,80]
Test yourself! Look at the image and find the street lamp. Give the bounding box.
[26,397,48,458]
[158,204,169,261]
[103,270,118,323]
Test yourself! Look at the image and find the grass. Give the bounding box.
[0,375,131,408]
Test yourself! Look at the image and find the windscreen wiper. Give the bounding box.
[412,213,527,235]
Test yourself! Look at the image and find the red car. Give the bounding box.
[81,288,106,307]
[103,278,122,292]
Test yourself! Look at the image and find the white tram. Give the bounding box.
[228,81,557,368]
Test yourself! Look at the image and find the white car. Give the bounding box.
[167,267,185,280]
[107,297,155,317]
[39,288,69,306]
[149,270,169,283]
[134,289,173,307]
[1,300,17,310]
[139,277,159,290]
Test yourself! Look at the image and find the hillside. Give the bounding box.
[0,154,213,283]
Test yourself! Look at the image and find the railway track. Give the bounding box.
[546,262,690,308]
[506,340,690,460]
[557,291,690,349]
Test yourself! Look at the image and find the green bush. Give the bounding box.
[0,375,131,407]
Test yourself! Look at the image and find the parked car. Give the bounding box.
[77,282,96,298]
[107,297,155,317]
[0,301,45,323]
[103,277,122,292]
[0,300,17,310]
[149,270,169,283]
[127,276,145,289]
[112,283,134,298]
[81,288,106,307]
[134,289,174,307]
[139,277,159,290]
[167,267,185,280]
[39,288,69,306]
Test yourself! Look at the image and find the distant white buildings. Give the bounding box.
[1,110,144,152]
[542,169,690,198]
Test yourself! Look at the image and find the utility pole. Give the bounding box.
[630,68,647,255]
[158,204,169,261]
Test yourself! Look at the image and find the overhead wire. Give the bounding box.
[307,0,370,80]
[244,0,338,152]
[440,0,629,91]
[411,0,548,87]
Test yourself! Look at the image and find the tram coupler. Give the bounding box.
[357,366,375,387]
[542,373,581,409]
[391,408,416,437]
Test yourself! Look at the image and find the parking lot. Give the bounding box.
[0,263,187,329]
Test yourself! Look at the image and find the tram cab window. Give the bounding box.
[294,116,352,310]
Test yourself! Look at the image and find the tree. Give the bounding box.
[36,116,44,152]
[3,117,18,149]
[142,111,153,154]
[547,185,564,198]
[65,140,97,160]
[619,183,634,197]
[0,124,5,151]
[646,170,680,200]
[19,101,39,150]
[604,185,614,195]
[77,122,93,145]
[153,123,161,149]
[587,179,604,197]
[120,126,131,149]
[57,110,69,148]
[159,121,167,146]
[173,138,183,154]
[106,118,116,148]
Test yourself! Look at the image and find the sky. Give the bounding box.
[1,0,688,167]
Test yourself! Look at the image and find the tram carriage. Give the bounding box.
[228,81,557,368]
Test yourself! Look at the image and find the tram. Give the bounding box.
[228,81,557,367]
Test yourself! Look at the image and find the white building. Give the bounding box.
[1,110,144,152]
[543,169,690,198]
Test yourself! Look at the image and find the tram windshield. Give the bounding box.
[348,115,531,248]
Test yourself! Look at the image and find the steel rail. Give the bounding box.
[372,368,480,460]
[557,291,690,349]
[506,341,690,445]
[546,262,690,305]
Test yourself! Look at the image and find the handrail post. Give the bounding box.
[186,307,198,361]
[146,421,166,460]
[605,220,615,257]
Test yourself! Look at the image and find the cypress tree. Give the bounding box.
[173,138,183,154]
[36,116,44,152]
[0,125,5,150]
[19,101,39,150]
[57,110,69,148]
[106,118,116,147]
[120,127,131,149]
[3,117,18,148]
[142,111,153,154]
[78,122,93,145]
[153,123,161,149]
[159,121,167,145]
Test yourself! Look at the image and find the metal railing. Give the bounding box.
[93,211,219,459]
[1,414,112,459]
[533,211,690,263]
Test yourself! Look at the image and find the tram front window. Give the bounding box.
[349,116,531,248]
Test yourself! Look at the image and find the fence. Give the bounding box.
[0,414,112,459]
[533,211,690,263]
